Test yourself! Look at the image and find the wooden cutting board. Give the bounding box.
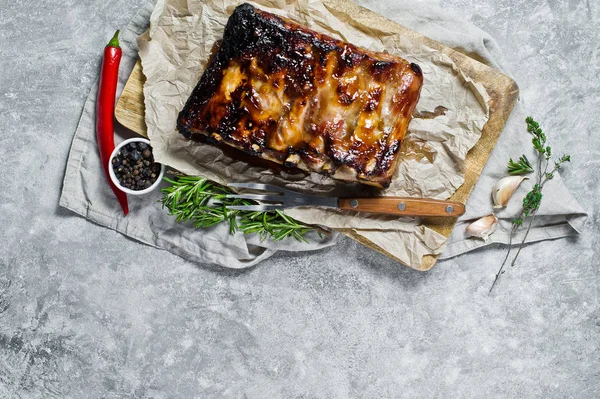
[115,0,518,271]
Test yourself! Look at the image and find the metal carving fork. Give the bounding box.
[225,183,465,217]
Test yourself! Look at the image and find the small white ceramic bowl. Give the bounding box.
[108,138,165,195]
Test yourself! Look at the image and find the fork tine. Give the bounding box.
[226,204,283,212]
[224,194,283,202]
[227,182,283,193]
[228,182,306,197]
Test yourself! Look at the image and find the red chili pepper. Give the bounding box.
[96,30,129,215]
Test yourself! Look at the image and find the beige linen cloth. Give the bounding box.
[59,0,587,269]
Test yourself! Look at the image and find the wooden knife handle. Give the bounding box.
[338,197,466,217]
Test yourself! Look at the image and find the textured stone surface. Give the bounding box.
[0,0,598,397]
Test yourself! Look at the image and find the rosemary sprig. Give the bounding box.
[507,155,533,175]
[160,175,316,242]
[490,117,571,293]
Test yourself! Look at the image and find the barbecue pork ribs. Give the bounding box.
[177,3,423,188]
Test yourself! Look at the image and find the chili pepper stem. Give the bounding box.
[108,30,120,48]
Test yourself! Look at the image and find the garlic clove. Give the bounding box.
[465,214,498,242]
[492,176,527,209]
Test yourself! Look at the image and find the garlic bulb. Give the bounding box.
[492,176,527,208]
[465,214,498,241]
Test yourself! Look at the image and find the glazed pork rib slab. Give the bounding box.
[177,3,423,188]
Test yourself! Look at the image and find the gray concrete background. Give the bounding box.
[1,0,598,397]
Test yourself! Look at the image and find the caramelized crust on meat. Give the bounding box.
[177,3,423,188]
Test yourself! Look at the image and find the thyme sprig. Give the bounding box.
[490,117,571,293]
[160,175,317,243]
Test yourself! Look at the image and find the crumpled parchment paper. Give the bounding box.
[137,0,490,268]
